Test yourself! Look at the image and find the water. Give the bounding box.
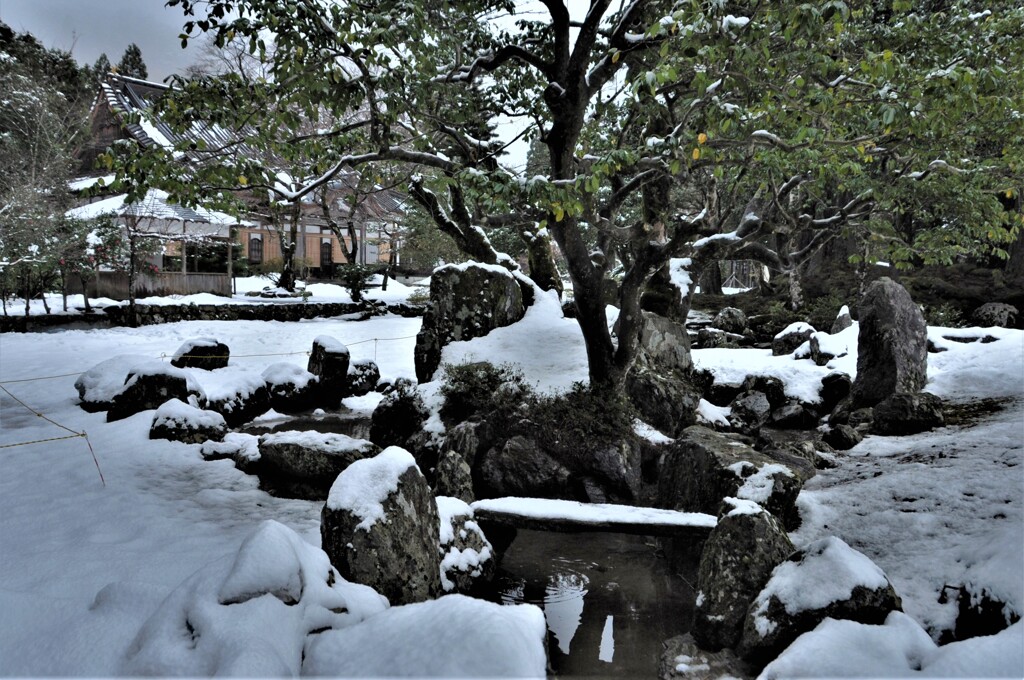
[486,530,697,677]
[240,410,372,441]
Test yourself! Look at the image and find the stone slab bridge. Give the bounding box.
[469,497,717,547]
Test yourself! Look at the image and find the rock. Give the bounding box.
[692,500,794,651]
[660,634,755,680]
[149,399,227,444]
[851,278,928,407]
[713,307,749,335]
[768,400,818,430]
[204,373,270,427]
[698,327,745,349]
[259,430,379,499]
[823,423,862,450]
[476,435,571,499]
[636,310,694,373]
[574,437,642,503]
[830,305,854,334]
[262,362,320,414]
[754,428,832,476]
[368,379,429,450]
[107,360,205,421]
[307,336,350,404]
[819,372,852,413]
[728,391,771,435]
[345,359,380,397]
[170,337,229,371]
[75,354,151,412]
[706,382,743,407]
[657,426,804,524]
[951,584,1022,642]
[437,496,495,594]
[321,447,443,604]
[445,420,495,466]
[739,376,787,410]
[626,365,701,438]
[809,331,848,366]
[435,450,475,503]
[413,263,526,382]
[872,392,945,435]
[738,536,902,665]
[200,432,261,473]
[971,302,1018,328]
[772,322,815,356]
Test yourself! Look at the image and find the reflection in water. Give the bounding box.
[489,530,696,677]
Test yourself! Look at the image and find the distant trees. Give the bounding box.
[116,43,148,79]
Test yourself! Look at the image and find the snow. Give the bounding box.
[730,461,794,504]
[774,321,815,340]
[761,612,1023,679]
[669,257,693,299]
[74,353,152,404]
[261,362,318,389]
[470,497,717,529]
[302,594,547,677]
[693,347,829,403]
[152,398,226,430]
[723,496,765,517]
[634,419,674,444]
[325,446,418,530]
[170,337,221,362]
[697,398,731,427]
[260,430,373,455]
[119,358,205,402]
[201,433,260,462]
[750,536,891,638]
[313,334,348,354]
[437,496,493,593]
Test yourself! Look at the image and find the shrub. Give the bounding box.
[336,264,380,302]
[439,362,532,427]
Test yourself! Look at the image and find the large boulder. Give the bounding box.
[728,391,772,435]
[75,354,151,412]
[434,450,475,503]
[692,499,794,651]
[149,399,227,444]
[872,392,945,435]
[259,431,379,500]
[437,496,495,594]
[971,302,1018,328]
[170,337,229,371]
[200,432,261,473]
[819,372,852,413]
[204,371,270,427]
[477,435,571,499]
[108,360,206,422]
[307,336,350,404]
[627,311,702,437]
[414,263,526,382]
[657,426,804,526]
[262,363,320,414]
[772,322,814,356]
[851,278,928,407]
[712,307,749,335]
[368,379,430,450]
[738,536,902,665]
[321,447,443,604]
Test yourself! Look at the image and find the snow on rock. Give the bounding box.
[693,347,830,404]
[74,354,152,410]
[669,258,693,299]
[122,520,387,677]
[471,496,717,530]
[261,362,317,390]
[170,337,229,371]
[761,612,1023,679]
[260,430,373,455]
[152,399,226,431]
[437,496,494,593]
[634,419,675,444]
[200,432,260,464]
[696,398,731,427]
[729,462,794,505]
[302,594,547,677]
[326,446,418,531]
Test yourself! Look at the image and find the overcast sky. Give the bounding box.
[0,0,202,81]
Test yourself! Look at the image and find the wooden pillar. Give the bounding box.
[181,221,188,275]
[226,233,234,295]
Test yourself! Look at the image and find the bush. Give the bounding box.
[336,264,380,302]
[439,362,532,427]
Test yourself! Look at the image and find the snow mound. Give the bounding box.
[326,447,418,530]
[122,520,387,677]
[762,611,1023,678]
[119,359,206,401]
[261,362,318,389]
[260,430,374,455]
[199,368,266,404]
[152,399,226,430]
[302,594,547,677]
[200,433,261,462]
[775,321,815,341]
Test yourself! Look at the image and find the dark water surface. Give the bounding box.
[486,530,696,677]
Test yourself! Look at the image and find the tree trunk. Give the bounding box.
[699,261,724,296]
[127,233,138,327]
[41,284,50,314]
[23,271,30,317]
[80,274,92,313]
[788,267,804,311]
[61,269,68,312]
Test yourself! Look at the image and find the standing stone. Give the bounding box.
[262,362,320,414]
[435,450,475,503]
[831,305,854,334]
[851,278,928,407]
[321,447,443,605]
[307,336,350,403]
[692,499,794,651]
[414,263,526,383]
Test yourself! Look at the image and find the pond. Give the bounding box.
[485,529,697,677]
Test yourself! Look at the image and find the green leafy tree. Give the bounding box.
[116,43,148,79]
[112,0,1022,394]
[92,53,111,81]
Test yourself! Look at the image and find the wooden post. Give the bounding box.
[181,221,188,276]
[226,232,234,295]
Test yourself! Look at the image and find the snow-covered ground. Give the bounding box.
[0,298,1021,676]
[2,275,417,317]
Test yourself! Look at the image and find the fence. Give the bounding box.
[66,272,232,300]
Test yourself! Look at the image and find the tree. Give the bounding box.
[92,53,111,81]
[117,0,1021,395]
[116,43,148,79]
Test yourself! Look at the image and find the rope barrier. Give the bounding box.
[0,383,105,486]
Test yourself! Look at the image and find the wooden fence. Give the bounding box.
[67,272,232,300]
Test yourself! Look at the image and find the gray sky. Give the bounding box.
[0,0,202,81]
